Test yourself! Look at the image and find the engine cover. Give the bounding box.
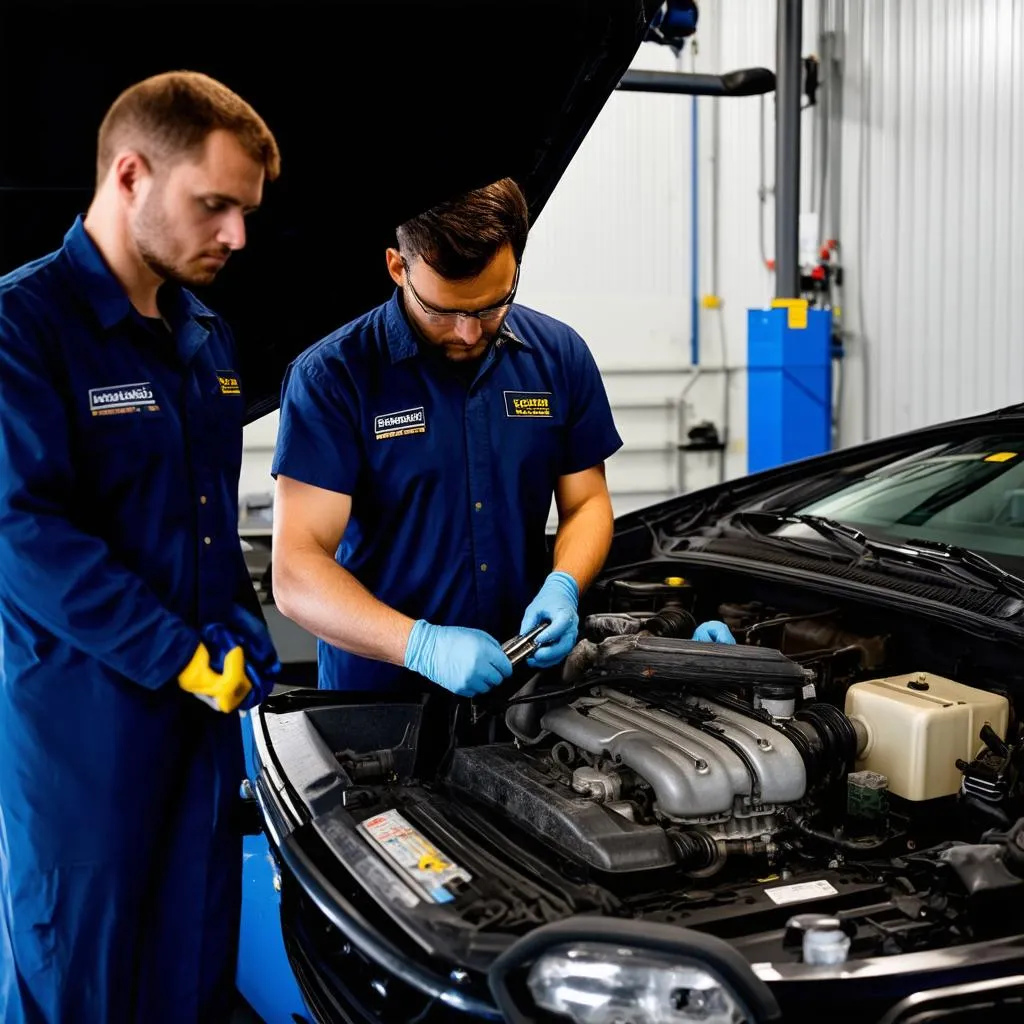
[446,687,813,874]
[541,689,807,820]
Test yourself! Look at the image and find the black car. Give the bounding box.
[248,404,1024,1024]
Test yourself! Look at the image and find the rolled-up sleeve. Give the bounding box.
[272,356,363,495]
[562,332,623,475]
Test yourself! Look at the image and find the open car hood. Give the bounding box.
[0,0,659,419]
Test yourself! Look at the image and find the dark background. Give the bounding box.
[0,0,655,419]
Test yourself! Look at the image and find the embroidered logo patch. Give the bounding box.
[504,391,552,418]
[88,382,160,417]
[216,370,241,396]
[374,406,427,440]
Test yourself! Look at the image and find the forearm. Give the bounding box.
[272,545,415,665]
[552,492,614,593]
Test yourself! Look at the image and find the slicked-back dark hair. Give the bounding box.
[396,178,529,280]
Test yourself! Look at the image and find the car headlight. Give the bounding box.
[526,942,749,1024]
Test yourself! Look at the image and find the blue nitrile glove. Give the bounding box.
[228,606,282,709]
[404,620,513,697]
[520,571,580,669]
[692,620,737,644]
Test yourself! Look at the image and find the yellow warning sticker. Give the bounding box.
[985,452,1018,463]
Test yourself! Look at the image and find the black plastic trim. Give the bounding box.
[252,772,503,1020]
[875,975,1024,1024]
[643,549,1024,640]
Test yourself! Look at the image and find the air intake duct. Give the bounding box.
[783,703,859,790]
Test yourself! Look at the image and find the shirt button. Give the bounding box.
[203,536,212,546]
[480,563,488,572]
[474,501,483,511]
[200,495,208,505]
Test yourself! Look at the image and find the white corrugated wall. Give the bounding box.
[241,0,1024,513]
[838,0,1024,443]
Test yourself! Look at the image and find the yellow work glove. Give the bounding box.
[177,641,252,713]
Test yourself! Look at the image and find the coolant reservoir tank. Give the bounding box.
[845,672,1009,801]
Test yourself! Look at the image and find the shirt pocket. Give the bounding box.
[78,386,182,479]
[496,389,565,469]
[196,368,245,476]
[362,399,455,516]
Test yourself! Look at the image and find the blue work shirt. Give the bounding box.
[0,218,256,1021]
[273,289,623,692]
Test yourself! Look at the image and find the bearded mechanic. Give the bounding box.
[0,73,281,1023]
[271,178,733,696]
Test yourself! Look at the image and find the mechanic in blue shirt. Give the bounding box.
[0,73,281,1024]
[271,178,733,697]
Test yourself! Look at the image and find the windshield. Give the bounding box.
[788,435,1024,574]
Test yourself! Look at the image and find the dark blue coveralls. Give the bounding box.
[272,290,623,692]
[0,219,261,1023]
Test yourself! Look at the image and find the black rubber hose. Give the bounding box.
[643,607,697,639]
[504,675,642,707]
[782,808,889,852]
[667,829,720,870]
[787,703,859,784]
[582,608,696,643]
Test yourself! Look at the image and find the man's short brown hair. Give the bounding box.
[96,71,281,186]
[396,178,530,280]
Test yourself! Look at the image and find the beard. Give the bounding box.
[437,333,496,362]
[134,190,229,287]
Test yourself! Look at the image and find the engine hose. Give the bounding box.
[582,608,696,643]
[783,807,889,852]
[786,703,859,785]
[643,607,697,639]
[667,829,721,871]
[504,675,641,707]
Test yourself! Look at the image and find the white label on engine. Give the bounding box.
[763,879,838,905]
[357,808,471,904]
[802,683,818,700]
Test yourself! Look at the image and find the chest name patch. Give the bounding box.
[88,381,160,417]
[374,406,427,440]
[216,370,241,396]
[505,391,552,418]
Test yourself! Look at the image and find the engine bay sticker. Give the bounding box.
[313,815,420,910]
[358,809,471,904]
[763,879,838,905]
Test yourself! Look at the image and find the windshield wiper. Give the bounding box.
[728,511,1024,602]
[901,538,1024,601]
[729,510,875,559]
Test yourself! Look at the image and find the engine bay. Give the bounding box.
[302,567,1024,967]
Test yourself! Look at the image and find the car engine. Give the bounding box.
[311,580,1024,971]
[446,602,1012,882]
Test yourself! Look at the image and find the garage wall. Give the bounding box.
[835,0,1024,442]
[241,0,1024,515]
[512,0,818,515]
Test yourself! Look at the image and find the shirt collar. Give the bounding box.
[62,215,217,333]
[498,320,532,351]
[383,288,420,363]
[383,288,533,363]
